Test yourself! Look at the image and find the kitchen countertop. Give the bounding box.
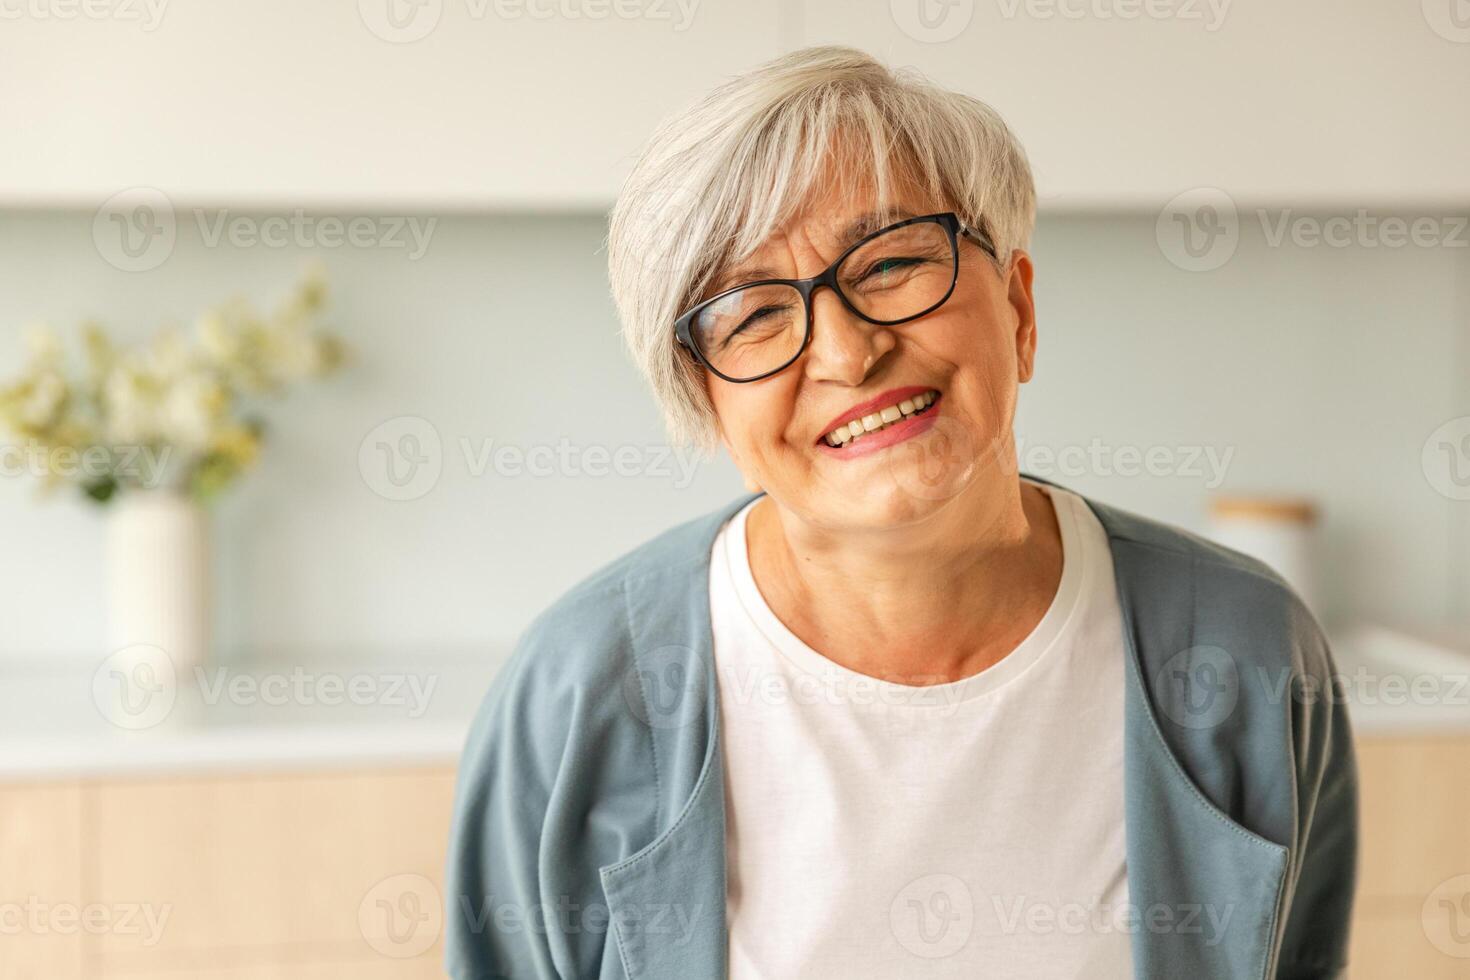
[2,625,1466,781]
[0,646,510,780]
[1328,625,1470,736]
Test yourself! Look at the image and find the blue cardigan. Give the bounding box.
[446,484,1357,979]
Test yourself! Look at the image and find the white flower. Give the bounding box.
[161,371,226,452]
[23,325,63,365]
[18,371,67,428]
[196,310,240,364]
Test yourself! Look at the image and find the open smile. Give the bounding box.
[815,386,942,458]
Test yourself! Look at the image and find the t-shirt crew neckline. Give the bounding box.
[721,482,1090,706]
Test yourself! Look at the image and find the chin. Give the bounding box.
[804,461,974,532]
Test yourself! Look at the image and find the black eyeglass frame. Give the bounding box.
[674,211,997,384]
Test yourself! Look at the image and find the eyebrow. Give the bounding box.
[837,208,916,245]
[711,208,919,294]
[711,266,779,294]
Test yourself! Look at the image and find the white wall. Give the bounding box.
[0,208,1465,660]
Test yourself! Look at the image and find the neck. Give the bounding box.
[745,475,1063,684]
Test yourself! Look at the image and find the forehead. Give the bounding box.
[712,172,938,289]
[771,158,932,246]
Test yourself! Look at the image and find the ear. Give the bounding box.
[1006,250,1038,383]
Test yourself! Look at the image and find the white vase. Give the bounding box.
[107,491,211,671]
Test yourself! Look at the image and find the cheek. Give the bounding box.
[926,301,1020,423]
[942,280,1020,374]
[708,376,800,464]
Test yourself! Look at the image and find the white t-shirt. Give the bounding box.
[710,484,1133,979]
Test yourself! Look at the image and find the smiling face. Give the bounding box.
[704,170,1039,533]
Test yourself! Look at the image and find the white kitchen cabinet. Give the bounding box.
[0,0,786,209]
[798,0,1470,209]
[0,0,1465,209]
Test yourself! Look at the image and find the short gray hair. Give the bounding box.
[607,45,1036,450]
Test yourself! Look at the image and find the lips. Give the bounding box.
[815,393,941,459]
[817,384,940,446]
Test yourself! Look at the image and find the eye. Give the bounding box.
[716,304,793,350]
[856,256,924,283]
[738,304,794,331]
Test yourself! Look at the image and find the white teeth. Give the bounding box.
[824,391,938,448]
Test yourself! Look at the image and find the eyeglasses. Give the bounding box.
[674,212,996,384]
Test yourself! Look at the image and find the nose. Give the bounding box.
[801,286,896,385]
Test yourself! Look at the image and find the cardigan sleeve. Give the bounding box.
[443,588,664,980]
[444,636,568,980]
[1273,623,1359,979]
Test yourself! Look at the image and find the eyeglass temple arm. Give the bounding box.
[959,224,998,259]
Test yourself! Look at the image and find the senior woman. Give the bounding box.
[446,47,1356,980]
